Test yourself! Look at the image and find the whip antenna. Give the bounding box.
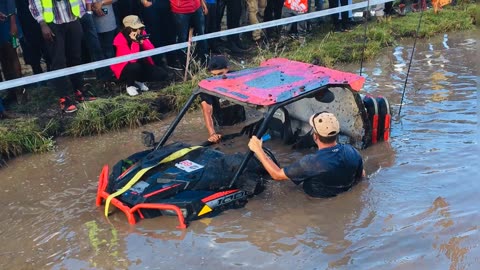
[398,2,425,117]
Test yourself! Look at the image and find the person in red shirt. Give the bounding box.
[110,15,168,96]
[169,0,209,68]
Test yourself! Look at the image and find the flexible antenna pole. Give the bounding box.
[359,0,371,76]
[398,1,424,117]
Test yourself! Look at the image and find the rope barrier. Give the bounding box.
[0,0,393,92]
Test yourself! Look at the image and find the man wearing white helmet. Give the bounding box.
[248,112,365,198]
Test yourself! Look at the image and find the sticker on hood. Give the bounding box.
[175,160,204,172]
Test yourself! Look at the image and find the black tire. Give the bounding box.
[376,96,391,142]
[363,96,379,145]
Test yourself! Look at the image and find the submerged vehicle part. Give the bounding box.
[363,95,391,145]
[96,58,391,228]
[97,142,273,228]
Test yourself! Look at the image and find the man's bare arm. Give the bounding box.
[248,136,289,181]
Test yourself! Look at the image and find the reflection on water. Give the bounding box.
[393,46,407,73]
[0,30,479,269]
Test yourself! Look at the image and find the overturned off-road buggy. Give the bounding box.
[96,58,391,228]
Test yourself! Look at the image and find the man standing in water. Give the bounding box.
[248,112,365,197]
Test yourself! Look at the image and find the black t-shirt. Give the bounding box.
[284,144,363,198]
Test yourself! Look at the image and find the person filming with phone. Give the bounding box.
[110,15,168,96]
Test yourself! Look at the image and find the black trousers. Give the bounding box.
[16,0,50,73]
[217,0,242,43]
[141,0,177,66]
[45,20,84,97]
[328,0,349,27]
[385,1,405,15]
[264,0,283,22]
[264,0,283,35]
[205,2,220,49]
[113,0,142,26]
[119,61,168,87]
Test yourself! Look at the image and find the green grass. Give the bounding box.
[466,2,480,24]
[1,3,477,162]
[0,118,55,161]
[67,94,161,137]
[264,5,475,67]
[163,59,211,110]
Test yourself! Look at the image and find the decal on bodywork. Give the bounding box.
[175,160,204,172]
[198,190,248,216]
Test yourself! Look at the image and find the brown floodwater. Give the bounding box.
[1,29,479,270]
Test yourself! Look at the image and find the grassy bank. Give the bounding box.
[0,118,55,164]
[68,93,163,137]
[1,3,478,163]
[256,4,477,66]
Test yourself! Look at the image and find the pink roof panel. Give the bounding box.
[198,58,365,106]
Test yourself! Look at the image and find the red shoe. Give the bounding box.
[74,90,96,102]
[59,97,78,113]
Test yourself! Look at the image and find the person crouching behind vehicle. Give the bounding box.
[110,15,168,96]
[201,55,230,143]
[248,112,366,198]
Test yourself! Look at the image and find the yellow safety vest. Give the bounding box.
[41,0,81,23]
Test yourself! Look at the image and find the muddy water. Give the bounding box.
[1,29,479,270]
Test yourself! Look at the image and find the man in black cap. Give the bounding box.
[200,55,230,143]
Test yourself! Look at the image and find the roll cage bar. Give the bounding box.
[155,84,333,189]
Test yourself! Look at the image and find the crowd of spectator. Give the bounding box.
[0,0,403,115]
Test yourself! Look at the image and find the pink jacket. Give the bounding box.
[110,31,155,79]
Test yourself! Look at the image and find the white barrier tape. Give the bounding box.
[0,0,393,91]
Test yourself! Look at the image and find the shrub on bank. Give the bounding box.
[67,94,161,137]
[0,118,55,163]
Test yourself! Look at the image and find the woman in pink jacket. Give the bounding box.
[111,15,168,96]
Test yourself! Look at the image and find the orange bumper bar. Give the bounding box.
[95,165,187,229]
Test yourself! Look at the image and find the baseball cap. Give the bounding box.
[309,112,340,137]
[123,15,145,29]
[208,55,229,71]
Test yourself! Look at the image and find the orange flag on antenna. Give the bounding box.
[432,0,452,13]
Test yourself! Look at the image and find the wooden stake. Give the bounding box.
[184,28,194,82]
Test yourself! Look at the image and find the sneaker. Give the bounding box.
[59,97,78,113]
[333,25,345,33]
[126,86,139,96]
[235,40,250,50]
[166,64,183,71]
[298,36,306,47]
[134,81,149,91]
[398,4,406,16]
[75,90,96,102]
[103,81,117,92]
[166,60,184,71]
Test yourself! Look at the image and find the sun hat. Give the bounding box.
[309,112,340,137]
[123,15,145,29]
